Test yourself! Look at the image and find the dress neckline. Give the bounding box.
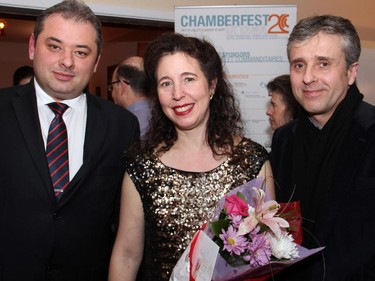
[152,151,230,174]
[151,137,248,174]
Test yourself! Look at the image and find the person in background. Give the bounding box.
[271,15,375,280]
[13,65,34,85]
[0,1,139,280]
[108,32,275,281]
[266,74,303,130]
[109,56,152,138]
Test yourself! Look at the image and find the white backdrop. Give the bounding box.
[175,5,297,149]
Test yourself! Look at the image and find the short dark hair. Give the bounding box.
[116,64,150,98]
[33,0,103,58]
[266,74,303,119]
[287,15,361,69]
[13,65,34,86]
[143,32,244,156]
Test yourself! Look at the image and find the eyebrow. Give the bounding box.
[157,72,198,83]
[182,71,198,76]
[157,75,170,83]
[46,36,62,43]
[46,36,92,50]
[315,55,333,61]
[290,55,333,64]
[289,57,305,64]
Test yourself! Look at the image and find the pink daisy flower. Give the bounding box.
[219,225,249,255]
[229,214,243,229]
[244,232,271,267]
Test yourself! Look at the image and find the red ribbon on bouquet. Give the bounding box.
[278,201,303,245]
[189,229,201,281]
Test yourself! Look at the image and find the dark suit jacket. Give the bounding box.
[271,100,375,280]
[0,82,139,281]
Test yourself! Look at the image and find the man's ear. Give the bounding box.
[120,80,128,95]
[29,33,36,60]
[347,62,359,86]
[93,52,101,73]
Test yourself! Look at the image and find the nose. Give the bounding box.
[303,65,317,85]
[172,83,185,100]
[59,50,75,70]
[266,105,272,116]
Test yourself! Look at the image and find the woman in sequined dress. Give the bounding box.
[109,33,275,281]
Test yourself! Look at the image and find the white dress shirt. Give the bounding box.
[35,80,87,180]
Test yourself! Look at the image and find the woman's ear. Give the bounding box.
[210,78,218,93]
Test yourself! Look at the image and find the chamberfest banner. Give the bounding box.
[175,5,297,149]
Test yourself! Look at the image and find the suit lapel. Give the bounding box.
[11,83,55,201]
[58,94,109,206]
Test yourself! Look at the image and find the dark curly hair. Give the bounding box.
[141,32,244,157]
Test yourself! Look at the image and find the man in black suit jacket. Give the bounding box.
[271,15,375,280]
[0,1,139,280]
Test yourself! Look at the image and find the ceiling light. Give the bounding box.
[0,19,6,29]
[0,19,7,36]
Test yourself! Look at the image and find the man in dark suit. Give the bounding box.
[0,1,139,280]
[271,15,375,280]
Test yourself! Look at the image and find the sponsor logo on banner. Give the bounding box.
[178,13,291,39]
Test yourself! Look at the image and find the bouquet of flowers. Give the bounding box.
[170,177,324,281]
[211,187,298,270]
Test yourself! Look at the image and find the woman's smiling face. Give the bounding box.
[156,52,215,131]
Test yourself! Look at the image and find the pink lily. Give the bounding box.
[238,187,289,238]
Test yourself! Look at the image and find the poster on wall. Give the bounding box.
[175,5,297,149]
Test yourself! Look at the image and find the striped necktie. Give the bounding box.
[46,102,69,201]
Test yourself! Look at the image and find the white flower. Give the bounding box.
[266,232,299,260]
[247,205,255,215]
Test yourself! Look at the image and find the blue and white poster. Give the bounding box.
[175,5,297,148]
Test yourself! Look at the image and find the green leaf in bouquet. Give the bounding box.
[210,219,229,237]
[218,210,228,220]
[258,223,269,233]
[236,191,247,203]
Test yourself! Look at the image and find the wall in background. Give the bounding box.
[358,48,375,105]
[91,41,137,99]
[0,42,31,88]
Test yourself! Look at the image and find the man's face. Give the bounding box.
[289,32,358,127]
[29,13,100,100]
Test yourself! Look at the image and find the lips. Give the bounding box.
[54,71,75,81]
[302,89,322,98]
[173,104,194,115]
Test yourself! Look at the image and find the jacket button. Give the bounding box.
[53,213,62,220]
[46,266,54,274]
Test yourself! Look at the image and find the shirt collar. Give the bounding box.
[308,116,323,130]
[34,79,86,109]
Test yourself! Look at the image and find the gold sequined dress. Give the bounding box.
[126,137,269,281]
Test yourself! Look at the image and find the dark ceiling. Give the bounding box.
[0,5,173,45]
